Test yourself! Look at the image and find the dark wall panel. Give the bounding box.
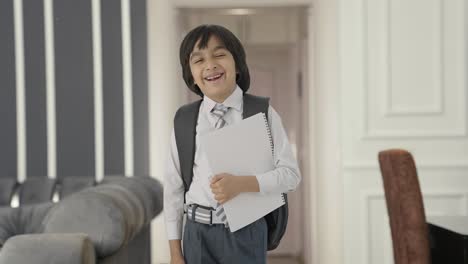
[55,0,95,177]
[0,0,17,178]
[131,0,149,176]
[24,0,47,177]
[1,0,149,180]
[102,0,124,175]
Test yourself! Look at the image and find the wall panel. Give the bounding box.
[54,0,95,177]
[102,0,125,176]
[2,0,149,179]
[131,0,149,176]
[0,0,18,178]
[24,0,47,177]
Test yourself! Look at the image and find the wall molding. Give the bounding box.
[383,0,444,116]
[361,128,467,139]
[344,161,468,170]
[361,0,466,139]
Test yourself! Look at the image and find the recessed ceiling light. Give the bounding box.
[225,8,256,16]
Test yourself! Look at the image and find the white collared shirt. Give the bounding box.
[164,86,302,240]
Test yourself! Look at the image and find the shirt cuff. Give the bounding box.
[166,220,183,240]
[255,172,277,194]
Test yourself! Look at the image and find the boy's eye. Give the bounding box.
[215,54,225,57]
[193,58,203,64]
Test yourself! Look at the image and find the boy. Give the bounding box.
[164,24,301,264]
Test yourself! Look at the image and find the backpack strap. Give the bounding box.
[243,93,269,120]
[173,94,270,194]
[174,99,202,193]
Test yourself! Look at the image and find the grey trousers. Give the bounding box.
[183,217,267,264]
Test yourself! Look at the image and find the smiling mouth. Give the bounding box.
[204,73,224,82]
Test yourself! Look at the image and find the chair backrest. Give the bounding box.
[378,149,430,264]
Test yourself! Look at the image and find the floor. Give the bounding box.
[267,256,302,264]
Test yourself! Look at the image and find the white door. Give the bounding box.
[340,0,468,263]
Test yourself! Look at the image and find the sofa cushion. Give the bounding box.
[0,207,15,247]
[19,178,56,205]
[17,202,53,234]
[59,176,95,198]
[0,202,53,247]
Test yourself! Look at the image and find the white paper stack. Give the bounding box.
[201,113,285,232]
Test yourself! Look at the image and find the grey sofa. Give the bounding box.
[0,176,163,264]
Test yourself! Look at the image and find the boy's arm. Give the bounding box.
[164,130,186,243]
[254,106,302,194]
[169,240,184,262]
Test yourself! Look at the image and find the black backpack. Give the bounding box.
[173,93,288,251]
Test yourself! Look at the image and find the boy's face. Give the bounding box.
[189,35,237,103]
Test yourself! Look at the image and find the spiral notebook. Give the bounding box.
[200,112,285,232]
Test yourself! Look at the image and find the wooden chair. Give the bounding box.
[378,149,431,264]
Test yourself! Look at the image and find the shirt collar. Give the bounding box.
[203,85,243,113]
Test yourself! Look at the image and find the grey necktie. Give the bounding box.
[210,103,230,225]
[211,103,230,129]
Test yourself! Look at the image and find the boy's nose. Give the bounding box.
[205,61,218,71]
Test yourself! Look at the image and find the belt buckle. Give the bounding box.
[186,204,214,226]
[191,204,199,223]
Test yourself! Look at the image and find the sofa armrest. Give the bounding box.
[0,233,96,264]
[42,176,163,258]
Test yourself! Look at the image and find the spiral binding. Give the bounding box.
[262,113,274,157]
[262,113,286,204]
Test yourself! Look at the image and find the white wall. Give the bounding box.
[147,0,183,262]
[340,0,468,263]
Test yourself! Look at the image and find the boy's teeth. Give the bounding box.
[206,74,222,80]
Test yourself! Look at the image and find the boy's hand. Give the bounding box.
[170,255,185,264]
[210,174,260,204]
[169,240,184,264]
[210,173,241,204]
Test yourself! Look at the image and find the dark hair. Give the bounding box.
[179,24,250,97]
